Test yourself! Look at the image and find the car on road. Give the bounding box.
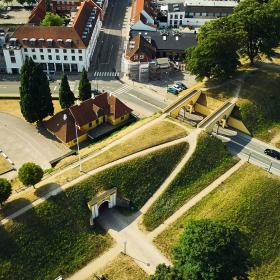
[264,148,280,160]
[167,87,179,95]
[175,82,187,90]
[173,84,184,92]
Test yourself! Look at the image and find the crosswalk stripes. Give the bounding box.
[93,71,120,77]
[111,84,131,95]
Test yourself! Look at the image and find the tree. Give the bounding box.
[40,12,64,26]
[172,220,249,280]
[78,68,91,101]
[150,264,182,280]
[186,17,241,80]
[0,178,12,208]
[59,74,75,109]
[19,58,54,123]
[233,0,280,64]
[18,163,44,189]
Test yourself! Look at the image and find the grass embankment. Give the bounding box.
[93,253,148,280]
[143,134,238,231]
[154,164,280,279]
[206,67,280,146]
[0,155,13,175]
[0,143,187,280]
[47,120,187,186]
[3,119,187,218]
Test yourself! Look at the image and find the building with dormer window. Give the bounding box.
[3,0,103,74]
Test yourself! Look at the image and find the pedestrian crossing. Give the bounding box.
[111,84,131,95]
[93,71,120,77]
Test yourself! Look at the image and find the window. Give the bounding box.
[64,56,67,60]
[89,122,92,128]
[48,55,52,60]
[9,50,15,56]
[78,49,82,53]
[40,49,43,53]
[180,15,183,19]
[40,55,44,60]
[56,55,60,60]
[71,49,75,53]
[72,56,75,61]
[48,49,51,53]
[31,48,35,53]
[174,14,178,19]
[11,57,16,63]
[24,48,27,53]
[33,55,36,60]
[170,14,173,19]
[169,20,172,25]
[139,54,144,59]
[63,49,67,53]
[55,49,59,53]
[79,56,82,61]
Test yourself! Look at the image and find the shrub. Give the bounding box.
[0,178,12,207]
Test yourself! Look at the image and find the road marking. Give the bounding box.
[112,84,131,95]
[93,71,120,77]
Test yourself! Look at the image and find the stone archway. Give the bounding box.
[88,188,117,220]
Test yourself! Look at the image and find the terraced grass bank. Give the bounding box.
[155,164,280,279]
[143,134,238,231]
[206,67,280,146]
[0,143,187,280]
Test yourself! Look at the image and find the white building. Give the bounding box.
[3,0,103,74]
[167,0,238,28]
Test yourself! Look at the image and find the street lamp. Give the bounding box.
[63,109,82,173]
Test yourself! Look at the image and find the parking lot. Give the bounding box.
[0,8,30,25]
[0,113,73,178]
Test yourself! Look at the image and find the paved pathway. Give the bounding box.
[148,160,245,240]
[0,134,187,225]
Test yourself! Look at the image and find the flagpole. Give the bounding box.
[75,122,82,173]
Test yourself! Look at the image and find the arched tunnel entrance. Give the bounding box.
[98,201,110,216]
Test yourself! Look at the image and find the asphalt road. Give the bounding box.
[0,0,171,117]
[214,125,280,176]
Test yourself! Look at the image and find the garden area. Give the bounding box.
[143,133,238,231]
[0,143,187,280]
[154,164,280,279]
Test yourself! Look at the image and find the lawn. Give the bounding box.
[0,155,13,175]
[143,133,238,231]
[0,98,61,120]
[0,143,187,280]
[205,66,280,146]
[93,253,148,280]
[154,164,280,279]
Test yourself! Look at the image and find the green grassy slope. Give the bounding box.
[206,68,280,145]
[143,134,238,231]
[0,143,187,280]
[154,164,280,279]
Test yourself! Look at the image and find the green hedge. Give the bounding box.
[0,142,187,280]
[143,134,237,231]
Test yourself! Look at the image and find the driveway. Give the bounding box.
[0,113,72,178]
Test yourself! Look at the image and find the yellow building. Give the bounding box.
[45,92,132,147]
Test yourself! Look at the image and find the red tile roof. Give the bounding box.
[29,0,46,24]
[11,0,101,49]
[130,0,156,23]
[45,92,132,143]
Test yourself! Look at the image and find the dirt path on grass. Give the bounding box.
[66,129,200,280]
[148,160,245,240]
[0,135,186,225]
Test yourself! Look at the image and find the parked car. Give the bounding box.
[173,84,184,92]
[167,87,179,95]
[264,148,280,160]
[175,82,187,90]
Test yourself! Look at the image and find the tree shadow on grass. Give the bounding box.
[34,183,62,198]
[0,198,31,220]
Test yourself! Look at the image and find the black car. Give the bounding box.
[264,149,280,160]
